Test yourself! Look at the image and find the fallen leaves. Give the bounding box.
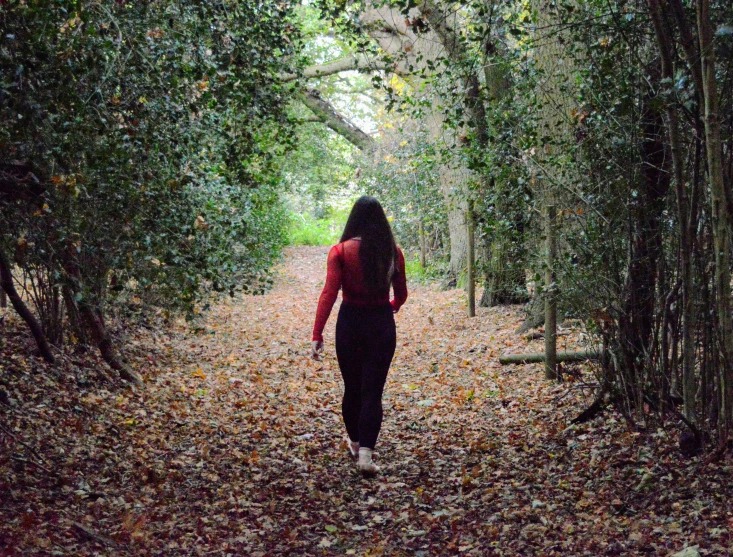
[0,246,732,555]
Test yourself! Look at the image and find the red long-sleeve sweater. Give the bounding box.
[312,239,408,342]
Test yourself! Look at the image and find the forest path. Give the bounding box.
[5,247,725,556]
[117,246,617,556]
[136,245,600,556]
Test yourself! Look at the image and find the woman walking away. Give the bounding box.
[312,196,408,477]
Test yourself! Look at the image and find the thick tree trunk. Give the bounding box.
[523,0,578,329]
[480,235,530,307]
[361,3,473,278]
[478,39,529,305]
[436,151,470,279]
[417,0,489,282]
[0,245,55,363]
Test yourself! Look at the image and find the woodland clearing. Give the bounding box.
[0,246,730,556]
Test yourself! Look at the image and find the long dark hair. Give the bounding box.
[340,196,397,292]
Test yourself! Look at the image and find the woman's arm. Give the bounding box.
[391,247,408,312]
[312,245,343,342]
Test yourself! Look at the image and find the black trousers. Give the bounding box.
[335,303,396,450]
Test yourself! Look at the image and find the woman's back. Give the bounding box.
[338,238,402,306]
[312,238,407,344]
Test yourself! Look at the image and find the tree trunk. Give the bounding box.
[516,294,546,334]
[83,305,143,386]
[0,245,55,363]
[480,234,530,307]
[648,0,696,421]
[361,2,474,278]
[432,161,470,279]
[299,88,376,152]
[697,0,733,434]
[61,253,142,386]
[616,91,670,420]
[280,54,397,82]
[478,34,529,306]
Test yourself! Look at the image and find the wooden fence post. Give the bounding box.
[544,204,557,380]
[467,206,476,317]
[419,220,427,269]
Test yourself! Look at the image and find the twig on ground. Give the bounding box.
[552,383,600,403]
[0,422,52,469]
[72,522,121,550]
[11,455,51,474]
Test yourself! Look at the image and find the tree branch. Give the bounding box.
[281,54,400,82]
[0,245,55,363]
[299,88,376,152]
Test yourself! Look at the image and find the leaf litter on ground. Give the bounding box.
[0,246,731,556]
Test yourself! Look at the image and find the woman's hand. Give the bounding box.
[311,340,324,360]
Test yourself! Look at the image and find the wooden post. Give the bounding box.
[544,204,557,380]
[419,220,427,268]
[0,288,6,308]
[467,206,476,317]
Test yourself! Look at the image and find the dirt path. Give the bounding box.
[2,247,730,556]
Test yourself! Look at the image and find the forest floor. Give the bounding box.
[1,246,731,556]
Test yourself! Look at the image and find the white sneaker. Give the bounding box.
[357,447,380,477]
[346,438,359,458]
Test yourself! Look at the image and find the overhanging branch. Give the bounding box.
[280,54,400,82]
[299,88,376,152]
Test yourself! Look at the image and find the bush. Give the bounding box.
[288,205,351,246]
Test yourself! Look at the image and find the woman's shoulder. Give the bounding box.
[333,238,361,250]
[328,243,341,255]
[329,240,352,257]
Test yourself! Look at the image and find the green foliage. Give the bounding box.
[403,257,426,281]
[305,0,733,435]
[288,211,342,246]
[359,121,448,266]
[280,2,373,239]
[0,1,298,335]
[282,120,358,220]
[403,256,447,283]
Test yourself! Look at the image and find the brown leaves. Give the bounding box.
[1,246,732,555]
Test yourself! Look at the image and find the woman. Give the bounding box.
[312,196,408,477]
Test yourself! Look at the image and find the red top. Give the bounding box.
[312,239,408,342]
